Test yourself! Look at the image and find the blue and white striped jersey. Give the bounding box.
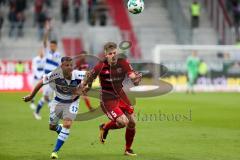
[32,56,45,80]
[44,48,61,74]
[43,70,86,100]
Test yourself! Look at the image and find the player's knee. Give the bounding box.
[117,118,129,128]
[128,120,136,129]
[49,125,57,131]
[116,121,126,128]
[63,119,72,129]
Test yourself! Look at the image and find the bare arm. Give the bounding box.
[43,22,50,48]
[82,70,97,87]
[22,80,44,102]
[74,69,98,96]
[129,71,142,86]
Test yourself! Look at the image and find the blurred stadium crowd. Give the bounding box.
[0,0,109,40]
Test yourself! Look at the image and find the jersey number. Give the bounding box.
[70,106,78,114]
[111,111,117,118]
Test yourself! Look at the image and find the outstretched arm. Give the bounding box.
[122,59,142,86]
[80,70,98,95]
[129,71,142,86]
[80,62,103,93]
[22,80,44,102]
[43,21,50,48]
[82,70,97,87]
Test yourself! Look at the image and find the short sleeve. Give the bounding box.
[92,62,104,76]
[121,59,134,76]
[74,70,86,80]
[32,57,37,73]
[42,72,52,84]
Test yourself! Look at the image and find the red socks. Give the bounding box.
[125,127,136,150]
[103,121,136,150]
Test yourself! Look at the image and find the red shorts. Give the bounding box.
[101,98,134,121]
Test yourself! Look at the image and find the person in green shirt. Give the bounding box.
[198,59,208,76]
[190,1,201,28]
[186,51,200,93]
[15,60,25,74]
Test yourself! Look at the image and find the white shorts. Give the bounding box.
[43,84,54,97]
[49,98,80,125]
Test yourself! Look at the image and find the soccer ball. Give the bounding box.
[127,0,144,14]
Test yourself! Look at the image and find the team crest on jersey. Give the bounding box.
[104,70,110,74]
[117,68,122,73]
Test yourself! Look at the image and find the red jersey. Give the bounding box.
[92,58,133,97]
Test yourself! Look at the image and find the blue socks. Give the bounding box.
[53,127,70,152]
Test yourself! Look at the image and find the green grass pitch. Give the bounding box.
[0,92,239,160]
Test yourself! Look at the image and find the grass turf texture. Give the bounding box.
[0,92,239,160]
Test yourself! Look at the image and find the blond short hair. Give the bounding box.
[104,42,117,53]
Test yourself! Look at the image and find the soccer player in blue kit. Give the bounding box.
[23,57,85,159]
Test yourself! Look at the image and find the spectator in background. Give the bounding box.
[45,0,52,8]
[88,0,97,25]
[16,11,25,37]
[37,9,47,40]
[190,1,201,29]
[0,0,6,6]
[16,0,26,37]
[9,0,16,10]
[15,0,26,13]
[96,0,108,26]
[73,0,81,23]
[34,0,44,27]
[8,0,26,38]
[232,0,240,40]
[61,0,69,23]
[0,11,3,40]
[198,59,208,78]
[15,60,25,74]
[8,7,17,38]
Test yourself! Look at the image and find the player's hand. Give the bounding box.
[22,95,33,102]
[132,71,142,86]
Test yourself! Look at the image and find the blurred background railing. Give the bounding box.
[163,0,193,44]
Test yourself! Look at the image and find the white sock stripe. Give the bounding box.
[61,127,70,134]
[57,127,70,141]
[60,131,69,135]
[58,132,69,141]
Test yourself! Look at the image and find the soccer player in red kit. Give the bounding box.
[81,42,142,156]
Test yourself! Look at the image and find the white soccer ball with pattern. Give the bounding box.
[127,0,144,14]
